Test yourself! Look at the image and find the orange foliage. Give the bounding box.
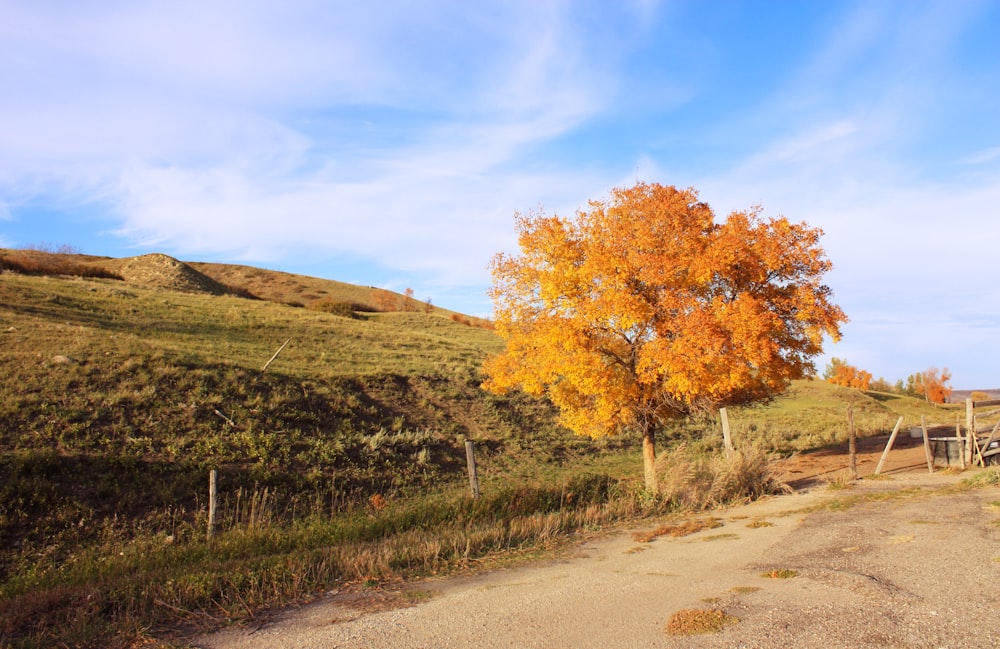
[915,367,952,404]
[825,358,872,390]
[482,182,846,491]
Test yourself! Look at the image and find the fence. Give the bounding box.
[966,397,1000,467]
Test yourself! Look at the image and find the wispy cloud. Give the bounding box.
[2,0,999,385]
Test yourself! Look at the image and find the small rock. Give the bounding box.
[51,355,78,365]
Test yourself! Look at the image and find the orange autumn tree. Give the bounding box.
[914,367,953,404]
[482,182,847,492]
[824,358,873,390]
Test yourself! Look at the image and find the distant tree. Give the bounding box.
[913,367,953,404]
[404,287,416,312]
[824,358,872,390]
[482,182,846,492]
[969,391,992,403]
[869,376,893,393]
[822,357,848,381]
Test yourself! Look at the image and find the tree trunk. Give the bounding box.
[642,425,658,494]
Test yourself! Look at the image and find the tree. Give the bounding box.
[482,182,847,492]
[914,367,952,404]
[869,376,893,392]
[824,358,872,390]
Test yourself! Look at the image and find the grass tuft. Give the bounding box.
[761,568,799,579]
[654,444,784,511]
[665,609,739,635]
[729,586,761,594]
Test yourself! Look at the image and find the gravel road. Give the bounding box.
[195,471,1000,649]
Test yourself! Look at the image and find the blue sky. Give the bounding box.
[2,1,999,388]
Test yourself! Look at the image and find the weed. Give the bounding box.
[761,568,799,579]
[729,586,761,594]
[745,520,774,528]
[665,609,739,635]
[824,470,856,490]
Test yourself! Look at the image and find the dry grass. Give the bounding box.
[745,520,775,528]
[0,248,122,280]
[824,470,857,490]
[632,517,722,543]
[654,443,784,510]
[665,608,739,635]
[761,568,799,579]
[729,585,761,594]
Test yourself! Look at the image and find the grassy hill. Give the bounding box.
[0,248,979,648]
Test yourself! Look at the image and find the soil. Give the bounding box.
[193,436,1000,649]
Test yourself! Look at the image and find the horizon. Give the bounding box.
[2,1,998,388]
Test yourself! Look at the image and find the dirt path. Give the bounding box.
[194,466,1000,649]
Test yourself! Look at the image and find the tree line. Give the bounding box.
[824,357,953,404]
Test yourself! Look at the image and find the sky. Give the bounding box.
[1,0,999,388]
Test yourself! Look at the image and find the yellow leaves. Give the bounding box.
[482,182,847,440]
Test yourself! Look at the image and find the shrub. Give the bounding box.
[654,444,783,510]
[307,298,363,319]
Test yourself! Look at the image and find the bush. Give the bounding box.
[307,298,363,319]
[654,444,783,510]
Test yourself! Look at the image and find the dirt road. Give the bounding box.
[195,468,1000,649]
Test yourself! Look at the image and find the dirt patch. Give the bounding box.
[774,430,933,488]
[103,253,231,295]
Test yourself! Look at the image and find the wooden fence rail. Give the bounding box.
[966,398,1000,467]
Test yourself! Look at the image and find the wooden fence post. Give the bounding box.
[921,416,934,474]
[965,398,976,466]
[465,440,480,499]
[719,408,734,457]
[955,417,966,469]
[847,405,857,480]
[874,416,905,476]
[208,469,218,541]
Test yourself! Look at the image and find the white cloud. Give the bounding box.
[1,1,621,286]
